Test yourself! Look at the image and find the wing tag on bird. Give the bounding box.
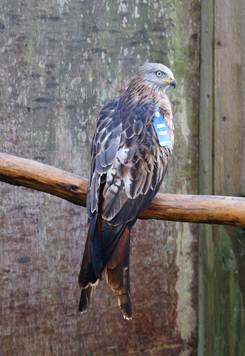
[152,108,172,148]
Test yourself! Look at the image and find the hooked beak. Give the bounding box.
[170,78,177,88]
[164,78,177,88]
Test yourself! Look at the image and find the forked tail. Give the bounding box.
[105,227,132,319]
[78,221,98,313]
[79,221,132,319]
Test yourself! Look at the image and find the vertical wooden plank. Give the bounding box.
[240,0,245,197]
[214,0,242,196]
[199,0,214,195]
[214,2,245,354]
[198,0,215,353]
[199,0,245,354]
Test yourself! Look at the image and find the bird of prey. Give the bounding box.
[78,63,176,320]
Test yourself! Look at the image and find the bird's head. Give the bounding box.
[138,62,176,92]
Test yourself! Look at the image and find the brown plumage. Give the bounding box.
[78,63,176,319]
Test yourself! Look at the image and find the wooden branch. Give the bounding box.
[0,152,245,227]
[0,153,87,206]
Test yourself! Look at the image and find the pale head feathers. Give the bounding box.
[137,62,176,92]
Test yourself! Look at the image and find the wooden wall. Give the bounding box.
[199,0,245,355]
[0,1,200,355]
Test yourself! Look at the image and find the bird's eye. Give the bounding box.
[156,71,162,77]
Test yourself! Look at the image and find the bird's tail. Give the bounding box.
[79,219,132,318]
[104,227,132,320]
[79,285,92,312]
[78,221,99,313]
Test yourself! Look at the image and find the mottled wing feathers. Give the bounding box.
[102,98,168,225]
[86,98,122,220]
[87,96,168,226]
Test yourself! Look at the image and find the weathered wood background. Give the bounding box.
[199,0,245,355]
[0,1,199,355]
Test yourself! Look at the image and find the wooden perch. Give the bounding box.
[0,152,245,227]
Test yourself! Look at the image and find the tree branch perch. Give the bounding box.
[0,152,244,227]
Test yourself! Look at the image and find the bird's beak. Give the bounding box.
[164,78,177,88]
[170,78,177,88]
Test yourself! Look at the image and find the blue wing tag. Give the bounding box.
[152,108,172,148]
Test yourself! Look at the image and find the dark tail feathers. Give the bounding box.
[79,286,92,313]
[79,221,132,319]
[78,223,98,313]
[105,228,132,320]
